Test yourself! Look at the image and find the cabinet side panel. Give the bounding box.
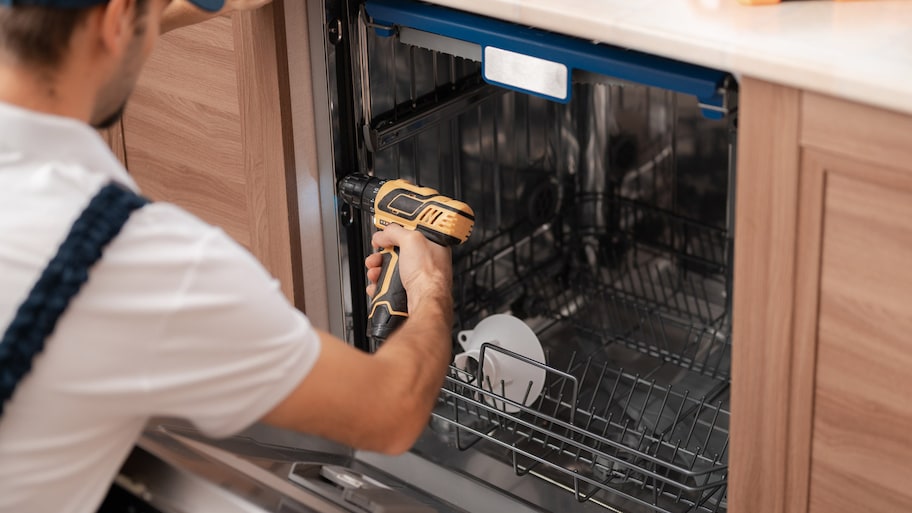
[98,121,127,165]
[809,166,912,513]
[124,16,250,248]
[234,5,303,307]
[730,78,802,513]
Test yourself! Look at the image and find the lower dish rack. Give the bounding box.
[433,194,731,513]
[434,343,729,513]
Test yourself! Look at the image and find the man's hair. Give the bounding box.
[0,1,149,70]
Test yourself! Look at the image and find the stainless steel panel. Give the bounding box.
[121,421,469,513]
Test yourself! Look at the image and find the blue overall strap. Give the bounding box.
[0,182,149,416]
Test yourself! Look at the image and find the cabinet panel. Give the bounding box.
[123,16,250,248]
[734,78,912,513]
[98,121,127,163]
[120,8,303,306]
[730,77,802,513]
[809,165,912,513]
[802,92,912,171]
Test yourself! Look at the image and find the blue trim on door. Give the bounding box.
[366,0,730,118]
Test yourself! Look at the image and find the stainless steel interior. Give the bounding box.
[329,6,736,513]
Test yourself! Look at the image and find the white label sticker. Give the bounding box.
[483,46,568,101]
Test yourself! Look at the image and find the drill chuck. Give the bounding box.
[338,173,384,214]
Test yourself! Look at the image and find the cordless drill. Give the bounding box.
[338,174,475,342]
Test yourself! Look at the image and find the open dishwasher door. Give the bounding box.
[114,421,468,513]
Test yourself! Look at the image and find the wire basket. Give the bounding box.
[452,193,732,380]
[528,197,731,380]
[433,342,729,513]
[442,197,732,512]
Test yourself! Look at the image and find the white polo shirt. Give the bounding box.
[0,101,321,513]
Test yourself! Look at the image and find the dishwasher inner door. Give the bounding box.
[330,2,737,512]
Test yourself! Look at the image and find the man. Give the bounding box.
[0,1,455,512]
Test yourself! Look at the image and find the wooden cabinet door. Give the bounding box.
[800,96,912,513]
[804,153,912,513]
[121,9,303,306]
[732,78,912,513]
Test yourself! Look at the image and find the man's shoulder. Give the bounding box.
[126,200,215,235]
[112,200,249,263]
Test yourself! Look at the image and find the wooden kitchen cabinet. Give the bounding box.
[106,7,305,307]
[731,78,912,513]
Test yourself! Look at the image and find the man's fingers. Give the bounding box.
[364,250,384,298]
[365,252,384,268]
[366,266,382,284]
[370,223,412,250]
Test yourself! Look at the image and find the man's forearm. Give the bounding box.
[378,291,453,383]
[393,291,453,381]
[373,290,454,447]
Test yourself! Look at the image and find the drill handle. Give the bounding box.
[368,246,409,342]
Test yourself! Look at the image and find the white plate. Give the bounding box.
[454,314,547,413]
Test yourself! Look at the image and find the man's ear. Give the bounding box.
[96,0,137,58]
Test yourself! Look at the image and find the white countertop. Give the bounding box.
[422,0,912,116]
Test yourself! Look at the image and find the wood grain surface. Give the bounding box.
[98,120,127,164]
[124,16,249,246]
[804,126,912,513]
[807,156,912,513]
[233,3,303,307]
[800,92,912,513]
[802,91,912,171]
[122,10,301,305]
[729,77,802,513]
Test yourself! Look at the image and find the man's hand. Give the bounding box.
[161,0,274,34]
[262,224,455,455]
[365,223,453,313]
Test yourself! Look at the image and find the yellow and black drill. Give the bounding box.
[338,174,475,342]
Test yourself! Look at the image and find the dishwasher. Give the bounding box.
[120,1,737,512]
[310,0,736,512]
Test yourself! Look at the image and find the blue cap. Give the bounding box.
[0,0,224,12]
